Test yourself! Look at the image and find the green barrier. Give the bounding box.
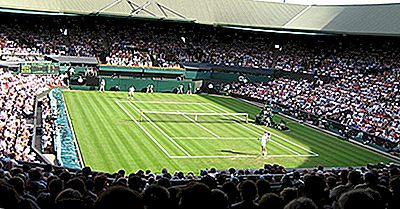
[60,66,90,74]
[50,89,81,169]
[60,66,89,74]
[211,72,270,82]
[100,65,185,75]
[70,85,97,91]
[184,71,212,80]
[247,74,271,82]
[102,77,201,92]
[184,71,270,82]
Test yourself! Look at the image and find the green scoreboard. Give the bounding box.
[19,62,60,74]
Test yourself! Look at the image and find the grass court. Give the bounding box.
[63,91,397,173]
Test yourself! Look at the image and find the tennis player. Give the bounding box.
[99,79,105,92]
[259,131,271,156]
[128,86,135,98]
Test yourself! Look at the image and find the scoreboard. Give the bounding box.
[19,62,60,74]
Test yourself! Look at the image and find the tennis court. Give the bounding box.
[64,91,394,173]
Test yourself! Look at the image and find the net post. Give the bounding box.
[246,114,248,123]
[140,112,143,121]
[195,114,198,121]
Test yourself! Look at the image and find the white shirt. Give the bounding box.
[261,133,270,147]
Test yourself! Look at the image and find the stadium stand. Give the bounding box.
[227,69,400,153]
[0,71,63,162]
[2,0,400,208]
[0,160,400,209]
[1,14,399,76]
[1,0,400,35]
[1,12,399,151]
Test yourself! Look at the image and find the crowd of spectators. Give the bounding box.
[0,70,62,162]
[2,12,400,209]
[40,96,57,154]
[1,14,400,76]
[0,160,399,209]
[228,68,400,149]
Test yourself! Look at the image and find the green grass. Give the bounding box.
[63,90,398,174]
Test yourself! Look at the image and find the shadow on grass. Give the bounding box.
[220,150,257,156]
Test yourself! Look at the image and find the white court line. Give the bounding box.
[140,110,215,113]
[178,112,221,138]
[170,155,255,159]
[115,101,172,158]
[204,103,309,156]
[173,137,255,140]
[118,101,208,105]
[170,154,318,159]
[127,101,192,156]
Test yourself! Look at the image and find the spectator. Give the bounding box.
[179,183,211,209]
[284,197,317,209]
[55,188,84,209]
[258,193,284,209]
[210,188,230,209]
[37,178,64,209]
[388,176,400,209]
[337,189,379,209]
[232,180,258,209]
[142,185,170,209]
[256,179,271,202]
[281,187,298,206]
[94,186,143,209]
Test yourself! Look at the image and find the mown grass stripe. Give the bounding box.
[63,91,395,173]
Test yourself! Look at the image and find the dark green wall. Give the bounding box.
[185,71,270,82]
[102,77,201,92]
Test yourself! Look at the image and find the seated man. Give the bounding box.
[277,119,288,131]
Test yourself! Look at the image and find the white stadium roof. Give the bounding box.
[0,0,400,36]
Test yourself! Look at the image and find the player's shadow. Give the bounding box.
[220,150,257,155]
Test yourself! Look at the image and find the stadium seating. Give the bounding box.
[0,160,400,209]
[2,7,400,209]
[0,72,63,162]
[0,14,399,77]
[227,70,400,153]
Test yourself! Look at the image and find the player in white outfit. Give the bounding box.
[177,84,184,94]
[187,83,192,95]
[146,84,154,94]
[259,131,271,156]
[128,86,135,99]
[99,79,105,92]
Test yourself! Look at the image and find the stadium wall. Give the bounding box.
[102,77,202,93]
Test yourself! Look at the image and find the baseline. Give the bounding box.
[118,100,208,105]
[170,154,318,159]
[173,137,255,140]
